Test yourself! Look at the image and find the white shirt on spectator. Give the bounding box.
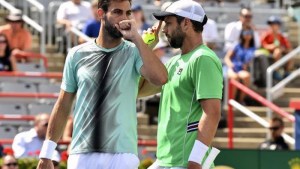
[12,128,43,158]
[203,18,219,44]
[56,1,93,29]
[224,20,261,51]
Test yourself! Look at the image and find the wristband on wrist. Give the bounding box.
[188,140,209,165]
[202,147,220,169]
[39,140,57,160]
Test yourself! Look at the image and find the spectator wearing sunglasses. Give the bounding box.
[259,117,289,150]
[2,155,18,169]
[224,26,256,105]
[12,113,50,158]
[224,7,261,52]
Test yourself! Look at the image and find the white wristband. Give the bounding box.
[188,140,209,165]
[202,147,220,169]
[39,140,57,160]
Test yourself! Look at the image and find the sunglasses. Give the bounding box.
[42,122,48,127]
[269,126,281,131]
[243,15,252,19]
[4,162,18,167]
[242,30,253,36]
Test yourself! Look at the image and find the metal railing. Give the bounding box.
[66,27,93,51]
[229,99,295,145]
[23,0,46,54]
[48,1,63,46]
[227,79,295,149]
[266,46,300,122]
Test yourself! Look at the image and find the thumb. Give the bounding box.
[155,20,162,39]
[115,23,121,31]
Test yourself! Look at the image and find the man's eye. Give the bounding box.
[113,10,122,15]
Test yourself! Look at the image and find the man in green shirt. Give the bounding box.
[139,0,223,168]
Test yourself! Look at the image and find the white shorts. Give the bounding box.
[68,152,140,169]
[148,160,186,169]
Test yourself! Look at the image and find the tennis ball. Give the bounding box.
[142,33,155,45]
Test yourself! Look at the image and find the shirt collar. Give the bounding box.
[28,128,38,138]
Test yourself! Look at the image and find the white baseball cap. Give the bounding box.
[153,0,206,23]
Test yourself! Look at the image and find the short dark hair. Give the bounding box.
[272,117,284,127]
[98,0,132,13]
[239,26,255,47]
[175,15,208,33]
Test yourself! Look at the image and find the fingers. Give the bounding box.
[115,23,121,32]
[156,20,162,34]
[118,20,132,30]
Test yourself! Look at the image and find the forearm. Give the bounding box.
[57,19,71,27]
[263,44,276,51]
[197,111,220,146]
[137,77,161,98]
[132,36,168,86]
[47,91,74,142]
[224,57,233,69]
[197,99,221,146]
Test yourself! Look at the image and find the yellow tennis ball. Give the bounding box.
[142,33,155,45]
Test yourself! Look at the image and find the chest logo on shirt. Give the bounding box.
[177,68,183,75]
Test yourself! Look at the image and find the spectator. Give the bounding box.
[132,4,151,35]
[203,18,219,50]
[224,26,255,104]
[0,34,17,71]
[82,0,101,39]
[56,0,93,31]
[259,117,289,150]
[199,0,219,50]
[261,16,293,78]
[224,7,260,52]
[1,155,18,169]
[0,10,32,51]
[12,113,50,158]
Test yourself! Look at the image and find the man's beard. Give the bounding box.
[104,16,123,39]
[167,26,185,49]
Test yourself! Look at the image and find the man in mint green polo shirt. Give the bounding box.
[37,0,168,169]
[139,0,223,168]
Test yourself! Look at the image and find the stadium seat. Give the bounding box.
[18,125,33,133]
[0,82,37,93]
[0,103,30,126]
[16,63,46,72]
[28,103,54,115]
[38,83,60,93]
[0,103,27,115]
[0,126,18,139]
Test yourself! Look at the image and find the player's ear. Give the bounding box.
[97,8,105,19]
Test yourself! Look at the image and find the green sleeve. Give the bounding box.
[191,55,223,100]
